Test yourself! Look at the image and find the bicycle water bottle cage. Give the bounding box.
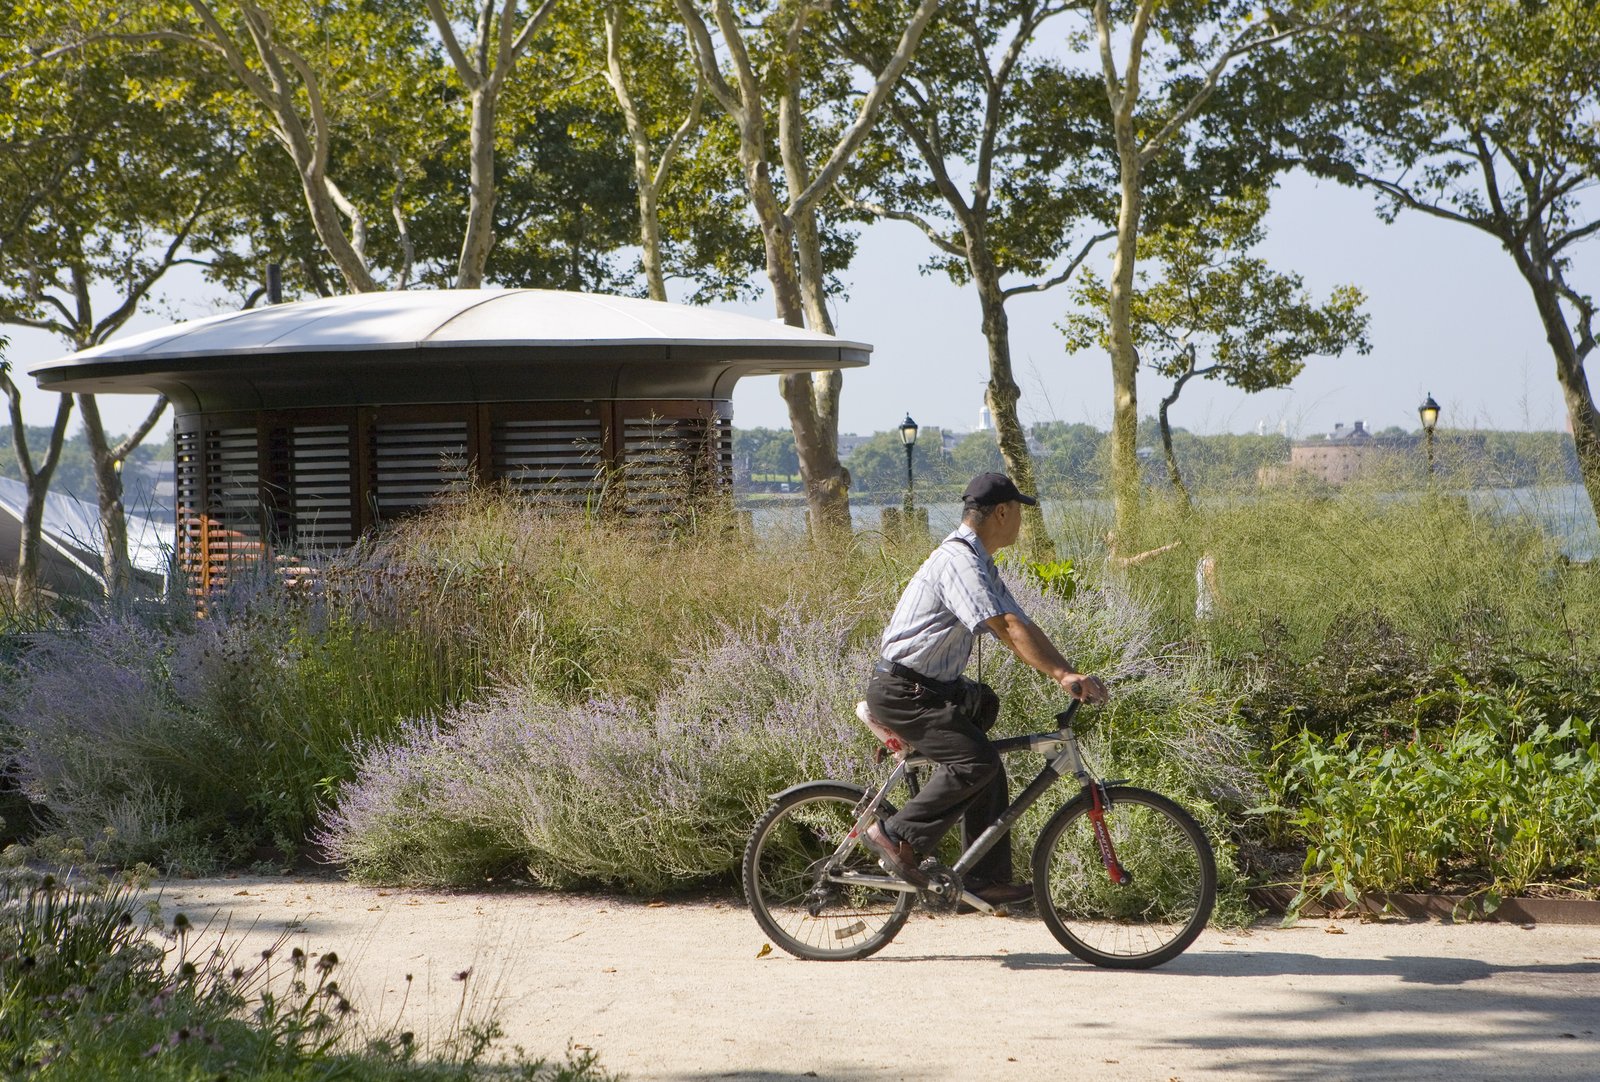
[855,701,907,762]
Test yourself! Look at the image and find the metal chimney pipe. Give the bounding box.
[266,262,282,305]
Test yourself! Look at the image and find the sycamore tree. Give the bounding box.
[593,0,706,301]
[1084,0,1348,539]
[832,0,1115,556]
[1063,189,1370,507]
[1278,0,1600,525]
[527,1,759,300]
[670,0,941,536]
[424,0,560,288]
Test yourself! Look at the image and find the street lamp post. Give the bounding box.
[1418,393,1440,479]
[898,413,919,513]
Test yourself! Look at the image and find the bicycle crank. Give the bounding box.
[916,860,964,913]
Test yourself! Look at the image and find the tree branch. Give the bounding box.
[1554,270,1597,362]
[671,0,741,119]
[508,0,560,61]
[426,0,487,90]
[836,192,965,257]
[90,196,211,346]
[787,0,941,218]
[1003,230,1116,298]
[110,396,170,462]
[1138,20,1307,167]
[655,68,705,191]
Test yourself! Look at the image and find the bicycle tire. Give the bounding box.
[742,782,913,961]
[1032,786,1216,970]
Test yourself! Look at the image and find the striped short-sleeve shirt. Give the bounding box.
[879,523,1030,683]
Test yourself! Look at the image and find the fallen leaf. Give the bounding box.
[1324,925,1346,935]
[1006,1057,1017,1062]
[756,943,773,959]
[602,967,617,973]
[234,890,250,896]
[367,905,381,912]
[647,901,667,908]
[1103,1060,1120,1065]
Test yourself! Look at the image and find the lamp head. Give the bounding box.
[898,413,919,447]
[1418,393,1440,432]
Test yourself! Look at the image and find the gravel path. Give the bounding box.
[150,876,1600,1082]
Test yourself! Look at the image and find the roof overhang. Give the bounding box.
[30,289,872,412]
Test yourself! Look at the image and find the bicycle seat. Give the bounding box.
[855,701,907,759]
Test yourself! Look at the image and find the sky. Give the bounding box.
[5,168,1589,443]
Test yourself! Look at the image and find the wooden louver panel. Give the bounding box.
[290,424,356,547]
[491,417,604,504]
[175,428,204,590]
[620,414,732,511]
[371,420,472,518]
[203,426,264,584]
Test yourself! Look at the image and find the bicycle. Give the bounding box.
[741,698,1217,969]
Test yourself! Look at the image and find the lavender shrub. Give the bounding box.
[3,617,254,867]
[323,604,882,891]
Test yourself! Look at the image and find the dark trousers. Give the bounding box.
[864,668,1013,884]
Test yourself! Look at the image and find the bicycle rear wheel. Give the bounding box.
[1032,786,1216,969]
[742,782,913,961]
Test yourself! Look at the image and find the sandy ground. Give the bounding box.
[147,876,1600,1082]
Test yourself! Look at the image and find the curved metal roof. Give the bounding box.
[29,289,872,412]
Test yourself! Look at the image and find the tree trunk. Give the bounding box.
[1157,381,1194,512]
[1517,260,1600,524]
[76,396,134,598]
[1106,139,1144,543]
[457,84,498,288]
[777,82,851,536]
[742,97,846,535]
[970,246,1053,557]
[605,4,669,302]
[10,392,73,608]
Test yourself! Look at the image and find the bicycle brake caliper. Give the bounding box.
[1088,782,1132,886]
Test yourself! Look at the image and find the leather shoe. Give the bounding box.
[958,880,1034,913]
[862,822,928,887]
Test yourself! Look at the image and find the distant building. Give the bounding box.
[836,432,871,458]
[1260,419,1416,486]
[977,405,993,431]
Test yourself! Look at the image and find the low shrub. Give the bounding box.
[0,491,927,868]
[0,862,617,1080]
[1275,679,1600,907]
[321,604,882,891]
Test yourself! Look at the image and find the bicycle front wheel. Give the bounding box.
[1032,786,1216,969]
[742,782,913,961]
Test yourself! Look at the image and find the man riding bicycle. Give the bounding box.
[862,472,1110,908]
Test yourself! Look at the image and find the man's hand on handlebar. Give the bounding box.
[1059,671,1109,704]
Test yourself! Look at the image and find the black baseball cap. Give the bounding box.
[962,472,1037,507]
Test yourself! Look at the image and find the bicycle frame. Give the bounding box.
[827,701,1128,913]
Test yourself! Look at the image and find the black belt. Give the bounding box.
[874,658,962,698]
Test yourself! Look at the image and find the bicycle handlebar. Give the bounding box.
[1054,699,1082,729]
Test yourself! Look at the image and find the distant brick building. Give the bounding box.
[1260,420,1416,485]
